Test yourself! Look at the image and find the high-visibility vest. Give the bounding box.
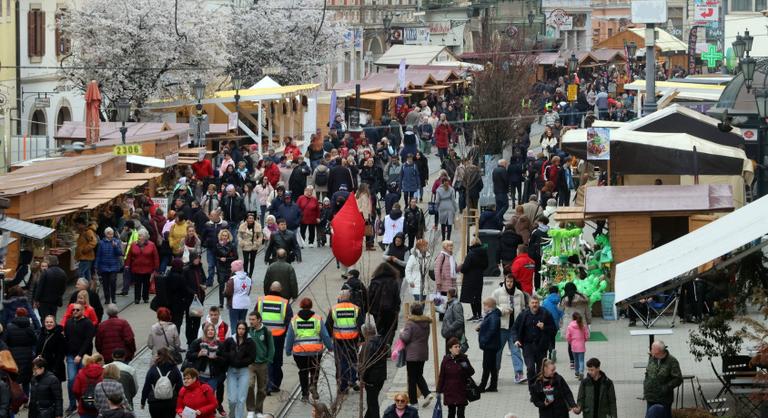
[257,295,288,337]
[291,314,324,354]
[331,302,360,340]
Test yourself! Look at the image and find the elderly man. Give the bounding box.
[514,295,556,389]
[95,304,136,363]
[221,184,246,245]
[263,250,298,300]
[643,341,683,416]
[521,195,543,225]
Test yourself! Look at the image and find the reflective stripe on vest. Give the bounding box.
[258,295,288,337]
[331,302,359,340]
[291,315,323,353]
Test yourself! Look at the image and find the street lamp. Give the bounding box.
[732,34,746,60]
[743,29,754,56]
[193,78,205,147]
[568,53,578,74]
[116,97,130,145]
[528,10,534,26]
[231,72,242,137]
[741,56,757,92]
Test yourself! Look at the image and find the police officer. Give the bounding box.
[257,282,292,395]
[326,290,364,393]
[284,298,333,401]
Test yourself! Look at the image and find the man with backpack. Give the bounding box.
[64,303,96,414]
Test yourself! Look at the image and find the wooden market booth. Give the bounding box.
[533,51,600,81]
[594,27,688,73]
[0,154,156,275]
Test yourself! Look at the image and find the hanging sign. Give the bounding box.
[586,127,610,160]
[113,144,142,156]
[700,44,722,68]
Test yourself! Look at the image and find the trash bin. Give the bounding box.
[478,229,501,277]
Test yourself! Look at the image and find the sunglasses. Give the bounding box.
[394,399,406,403]
[72,308,81,312]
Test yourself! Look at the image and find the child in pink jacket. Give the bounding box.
[565,311,590,380]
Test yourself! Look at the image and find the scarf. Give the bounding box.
[441,250,456,278]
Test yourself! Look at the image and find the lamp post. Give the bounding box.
[116,97,130,145]
[626,41,637,81]
[231,72,242,138]
[755,87,768,198]
[643,25,658,115]
[383,13,393,47]
[193,78,205,147]
[741,56,757,92]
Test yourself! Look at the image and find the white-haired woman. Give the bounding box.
[296,186,320,247]
[124,229,159,304]
[94,227,123,304]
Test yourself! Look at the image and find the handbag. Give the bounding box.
[459,334,469,354]
[428,201,437,215]
[364,223,374,237]
[160,325,183,364]
[189,295,204,318]
[432,394,443,418]
[396,348,407,368]
[0,350,18,374]
[464,376,481,402]
[182,246,190,264]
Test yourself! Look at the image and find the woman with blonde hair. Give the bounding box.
[405,238,431,301]
[61,290,98,326]
[72,354,105,418]
[214,229,237,308]
[94,363,127,415]
[382,392,419,418]
[238,212,263,277]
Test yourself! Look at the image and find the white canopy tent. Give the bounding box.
[615,194,768,304]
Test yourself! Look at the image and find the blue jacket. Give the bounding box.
[94,237,123,273]
[276,202,302,231]
[399,162,421,193]
[542,293,563,327]
[1,296,41,330]
[478,308,502,351]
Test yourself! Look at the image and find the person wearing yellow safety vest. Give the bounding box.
[325,290,364,393]
[284,297,333,402]
[257,281,293,396]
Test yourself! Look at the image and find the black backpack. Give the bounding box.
[343,279,366,311]
[314,168,329,186]
[81,377,98,410]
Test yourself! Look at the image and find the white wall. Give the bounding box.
[724,13,768,58]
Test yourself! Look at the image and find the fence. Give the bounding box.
[9,135,54,162]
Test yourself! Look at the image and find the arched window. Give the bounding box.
[30,109,47,136]
[56,106,71,130]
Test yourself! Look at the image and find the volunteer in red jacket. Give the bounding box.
[510,244,535,294]
[177,368,218,418]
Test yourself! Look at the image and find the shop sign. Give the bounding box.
[113,144,142,156]
[429,22,451,34]
[343,28,363,51]
[742,129,758,142]
[586,127,610,160]
[34,97,50,109]
[228,112,238,131]
[389,28,404,44]
[567,84,578,102]
[404,27,430,45]
[164,153,179,167]
[693,0,719,24]
[700,44,723,68]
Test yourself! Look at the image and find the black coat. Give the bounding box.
[141,361,182,406]
[186,338,227,378]
[214,242,237,280]
[36,325,67,381]
[222,337,257,368]
[327,165,355,197]
[507,160,525,184]
[459,244,488,304]
[288,163,311,198]
[499,229,524,263]
[33,266,67,306]
[64,316,96,357]
[360,335,388,385]
[4,317,37,383]
[264,230,302,263]
[492,165,510,195]
[367,269,401,317]
[513,308,556,353]
[69,289,104,322]
[220,195,246,225]
[163,268,188,314]
[415,154,429,188]
[29,371,63,418]
[531,373,576,418]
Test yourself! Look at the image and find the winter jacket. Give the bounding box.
[95,316,136,363]
[95,237,124,273]
[437,353,474,406]
[508,160,524,184]
[577,371,618,418]
[201,219,228,249]
[511,253,536,295]
[124,241,160,275]
[399,315,431,362]
[64,316,96,357]
[36,325,67,381]
[310,165,329,194]
[168,221,190,256]
[531,373,576,418]
[176,380,218,418]
[513,307,555,353]
[29,371,63,418]
[492,165,509,195]
[248,325,275,365]
[296,195,320,225]
[186,337,227,378]
[61,303,98,327]
[276,202,302,231]
[222,336,257,368]
[68,288,104,323]
[360,335,388,386]
[214,242,237,279]
[1,296,40,330]
[264,229,302,263]
[565,320,590,353]
[459,244,488,305]
[404,248,430,297]
[72,363,104,415]
[75,224,98,261]
[141,362,182,406]
[4,316,36,383]
[491,284,528,330]
[382,404,419,418]
[221,194,246,226]
[499,229,524,263]
[94,378,126,416]
[441,298,465,341]
[147,321,180,357]
[478,308,502,352]
[367,268,401,318]
[33,265,67,307]
[403,206,425,236]
[399,162,421,193]
[263,260,298,300]
[200,193,221,216]
[237,222,263,253]
[434,123,452,149]
[254,183,274,206]
[643,351,683,405]
[434,251,458,293]
[243,192,260,215]
[541,293,564,328]
[559,293,591,336]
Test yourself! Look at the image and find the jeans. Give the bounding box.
[205,248,217,286]
[229,309,248,333]
[299,223,316,245]
[227,367,250,418]
[334,340,358,391]
[268,335,285,391]
[100,272,117,304]
[259,205,267,227]
[496,328,524,373]
[406,361,430,405]
[573,351,585,375]
[121,269,132,294]
[228,224,239,248]
[523,349,546,389]
[133,272,151,302]
[66,355,83,410]
[159,255,170,275]
[77,260,93,281]
[647,402,672,418]
[200,375,219,392]
[246,363,268,413]
[495,193,508,223]
[510,182,523,206]
[437,147,448,160]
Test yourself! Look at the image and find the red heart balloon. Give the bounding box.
[330,193,365,267]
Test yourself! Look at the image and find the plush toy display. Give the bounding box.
[330,194,365,267]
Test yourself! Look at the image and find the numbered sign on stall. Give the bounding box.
[113,144,143,156]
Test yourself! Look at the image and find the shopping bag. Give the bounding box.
[189,295,204,318]
[432,394,443,418]
[428,292,447,314]
[0,350,18,374]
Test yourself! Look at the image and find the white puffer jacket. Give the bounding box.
[405,248,431,297]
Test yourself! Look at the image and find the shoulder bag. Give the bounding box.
[160,325,183,364]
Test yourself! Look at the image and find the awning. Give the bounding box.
[0,217,55,240]
[619,104,743,147]
[26,204,87,221]
[615,194,768,303]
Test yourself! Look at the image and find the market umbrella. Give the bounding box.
[561,129,752,177]
[84,80,102,145]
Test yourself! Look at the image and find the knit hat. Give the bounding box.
[231,260,244,272]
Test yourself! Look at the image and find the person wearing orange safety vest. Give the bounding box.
[325,290,365,393]
[257,281,293,395]
[285,297,333,402]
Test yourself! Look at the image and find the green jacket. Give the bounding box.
[643,351,683,405]
[248,325,275,364]
[577,371,618,418]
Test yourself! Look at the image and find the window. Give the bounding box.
[56,9,71,56]
[30,109,46,136]
[27,8,45,58]
[730,0,766,11]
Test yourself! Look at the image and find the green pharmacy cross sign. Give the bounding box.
[701,44,723,68]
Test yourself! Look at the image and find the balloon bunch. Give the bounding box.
[547,228,583,260]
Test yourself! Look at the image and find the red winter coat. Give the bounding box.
[95,317,136,362]
[284,144,302,160]
[72,363,104,415]
[124,241,159,275]
[296,195,320,225]
[176,380,218,418]
[263,163,281,187]
[191,159,214,180]
[437,353,474,407]
[511,253,535,295]
[434,123,453,149]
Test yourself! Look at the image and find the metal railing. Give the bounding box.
[3,136,56,170]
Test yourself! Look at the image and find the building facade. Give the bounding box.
[543,0,592,51]
[723,0,767,57]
